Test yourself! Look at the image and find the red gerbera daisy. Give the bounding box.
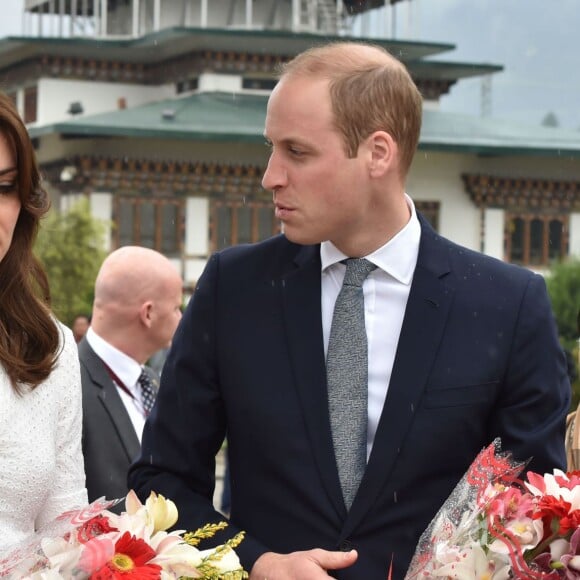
[89,531,161,579]
[78,515,118,543]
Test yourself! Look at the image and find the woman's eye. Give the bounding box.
[0,181,16,194]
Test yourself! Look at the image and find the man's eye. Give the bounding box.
[289,148,304,157]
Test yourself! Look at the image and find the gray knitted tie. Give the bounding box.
[327,258,377,510]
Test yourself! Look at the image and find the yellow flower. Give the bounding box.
[145,491,179,533]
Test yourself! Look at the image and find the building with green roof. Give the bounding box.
[2,0,580,287]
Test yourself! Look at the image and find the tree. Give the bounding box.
[35,198,108,326]
[541,111,560,128]
[545,259,580,408]
[546,259,580,347]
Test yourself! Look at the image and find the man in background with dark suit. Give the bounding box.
[129,42,569,579]
[80,245,182,503]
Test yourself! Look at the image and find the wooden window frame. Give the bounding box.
[505,212,568,266]
[210,199,280,251]
[113,196,184,255]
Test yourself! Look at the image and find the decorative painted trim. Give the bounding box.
[43,156,268,198]
[463,173,580,211]
[4,51,455,99]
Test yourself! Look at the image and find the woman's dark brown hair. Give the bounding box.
[0,92,59,392]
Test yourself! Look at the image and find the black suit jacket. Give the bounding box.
[79,338,158,504]
[129,217,570,579]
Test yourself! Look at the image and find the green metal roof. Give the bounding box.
[407,59,502,81]
[0,27,455,68]
[28,91,580,158]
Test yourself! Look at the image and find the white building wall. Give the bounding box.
[185,197,209,256]
[36,78,175,125]
[408,151,481,251]
[569,213,580,258]
[483,208,505,260]
[90,192,114,253]
[184,197,210,286]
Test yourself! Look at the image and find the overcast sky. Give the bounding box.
[1,0,578,130]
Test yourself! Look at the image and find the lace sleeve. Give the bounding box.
[35,323,88,529]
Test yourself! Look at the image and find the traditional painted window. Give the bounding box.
[211,199,280,251]
[415,201,440,231]
[114,196,184,255]
[505,213,568,266]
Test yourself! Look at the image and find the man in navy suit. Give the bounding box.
[129,42,570,579]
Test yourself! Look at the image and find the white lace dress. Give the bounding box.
[0,322,88,552]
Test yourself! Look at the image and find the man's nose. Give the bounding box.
[262,154,287,191]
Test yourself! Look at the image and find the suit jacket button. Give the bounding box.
[339,540,353,552]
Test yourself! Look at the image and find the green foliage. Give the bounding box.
[35,198,108,326]
[546,258,580,347]
[545,258,580,409]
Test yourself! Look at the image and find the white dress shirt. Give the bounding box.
[85,327,147,442]
[321,195,421,459]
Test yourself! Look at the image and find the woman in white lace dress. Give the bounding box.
[0,93,87,552]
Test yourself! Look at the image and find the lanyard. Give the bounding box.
[100,359,147,417]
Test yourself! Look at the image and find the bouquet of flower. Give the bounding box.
[0,490,247,579]
[404,439,580,579]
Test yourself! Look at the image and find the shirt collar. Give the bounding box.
[86,327,143,389]
[320,194,420,285]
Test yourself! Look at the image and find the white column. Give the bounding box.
[185,197,209,256]
[153,0,161,31]
[483,207,505,260]
[569,213,580,257]
[58,0,65,36]
[70,0,77,36]
[292,0,300,31]
[201,0,208,27]
[245,0,252,28]
[132,0,140,36]
[89,192,113,252]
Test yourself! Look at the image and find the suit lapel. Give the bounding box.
[80,341,141,462]
[342,219,455,535]
[281,245,347,520]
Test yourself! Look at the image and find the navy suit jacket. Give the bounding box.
[129,217,569,579]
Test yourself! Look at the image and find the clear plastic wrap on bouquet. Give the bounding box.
[0,498,120,578]
[405,438,529,579]
[0,491,248,579]
[404,438,580,579]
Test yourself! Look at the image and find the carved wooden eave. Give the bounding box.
[463,174,580,212]
[2,51,456,100]
[42,156,268,199]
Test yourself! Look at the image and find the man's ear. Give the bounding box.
[366,130,398,178]
[139,301,154,328]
